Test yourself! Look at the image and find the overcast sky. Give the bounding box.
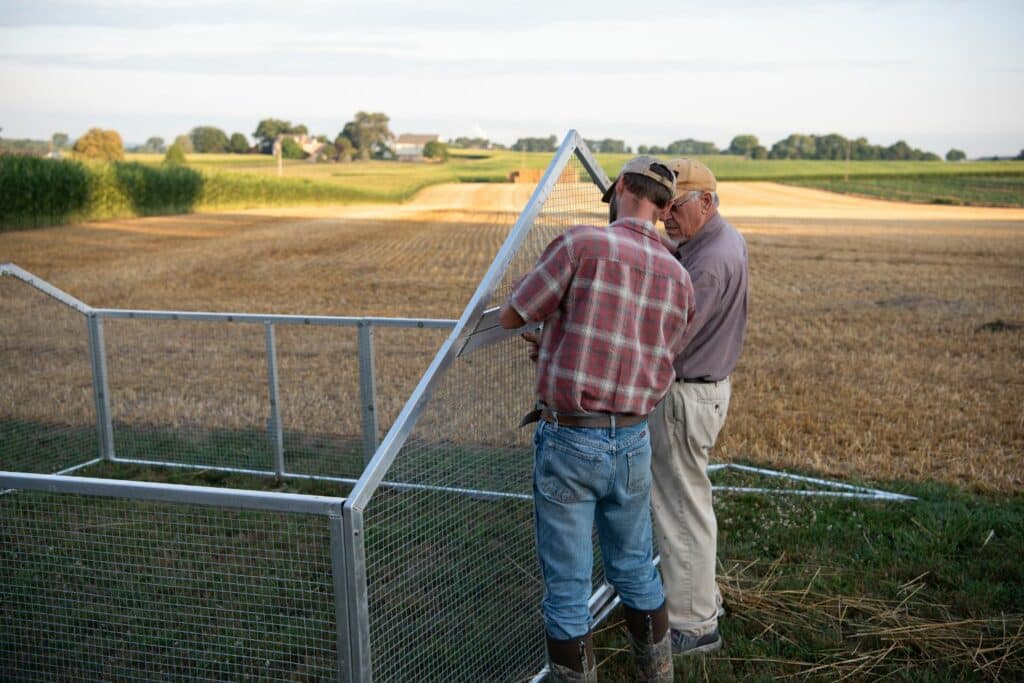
[1,0,1021,157]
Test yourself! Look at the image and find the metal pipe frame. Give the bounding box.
[0,471,345,516]
[328,512,354,682]
[334,133,592,680]
[264,322,286,478]
[91,308,457,329]
[109,456,533,501]
[709,463,916,501]
[3,132,915,683]
[86,313,115,461]
[1,262,93,314]
[346,129,586,515]
[357,322,379,462]
[0,469,356,682]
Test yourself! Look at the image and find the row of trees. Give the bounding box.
[447,136,505,150]
[637,133,951,161]
[6,123,1020,164]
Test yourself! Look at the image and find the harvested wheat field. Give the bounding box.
[2,182,1022,492]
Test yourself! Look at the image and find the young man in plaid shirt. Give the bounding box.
[499,156,695,682]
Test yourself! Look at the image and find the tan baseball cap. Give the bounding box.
[667,158,716,196]
[600,155,676,203]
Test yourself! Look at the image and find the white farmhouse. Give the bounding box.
[272,133,325,160]
[393,134,439,161]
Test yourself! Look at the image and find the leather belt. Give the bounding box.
[519,408,646,428]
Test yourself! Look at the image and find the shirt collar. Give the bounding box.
[610,216,661,242]
[678,210,723,257]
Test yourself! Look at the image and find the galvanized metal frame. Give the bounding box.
[264,322,286,477]
[0,471,344,515]
[332,131,916,681]
[86,313,115,461]
[357,322,379,461]
[707,463,916,501]
[3,134,917,682]
[0,471,358,681]
[345,130,595,516]
[335,131,612,681]
[90,307,456,329]
[1,262,92,314]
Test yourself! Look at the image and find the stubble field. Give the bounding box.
[4,180,1024,680]
[2,181,1021,493]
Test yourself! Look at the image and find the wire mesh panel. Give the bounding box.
[371,326,451,440]
[103,318,274,472]
[275,324,365,478]
[0,275,97,473]
[274,324,449,480]
[0,489,337,681]
[360,137,614,681]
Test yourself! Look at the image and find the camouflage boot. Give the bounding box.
[622,602,673,682]
[545,633,597,683]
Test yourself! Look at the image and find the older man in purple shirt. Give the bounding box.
[649,158,749,657]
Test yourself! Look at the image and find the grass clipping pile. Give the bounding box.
[717,559,1021,679]
[595,558,1022,680]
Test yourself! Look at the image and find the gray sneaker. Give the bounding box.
[670,628,723,656]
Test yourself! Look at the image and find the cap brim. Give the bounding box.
[600,181,615,204]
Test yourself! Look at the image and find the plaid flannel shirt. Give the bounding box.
[509,217,695,416]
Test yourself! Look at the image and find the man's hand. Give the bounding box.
[499,302,526,329]
[520,330,540,363]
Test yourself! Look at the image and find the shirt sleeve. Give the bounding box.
[508,232,576,323]
[679,269,720,349]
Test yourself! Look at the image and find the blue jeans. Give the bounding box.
[533,419,664,640]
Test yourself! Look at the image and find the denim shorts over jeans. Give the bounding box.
[533,418,665,641]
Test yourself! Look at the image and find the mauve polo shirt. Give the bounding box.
[672,211,749,382]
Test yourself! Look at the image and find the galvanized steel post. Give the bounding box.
[357,321,378,463]
[328,504,353,681]
[264,321,285,478]
[87,313,114,461]
[343,503,373,681]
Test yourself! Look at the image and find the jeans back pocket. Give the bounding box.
[535,425,610,504]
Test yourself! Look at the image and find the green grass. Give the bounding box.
[4,423,1019,679]
[9,151,1020,231]
[126,149,1024,210]
[3,426,1022,680]
[782,173,1024,207]
[596,481,1024,681]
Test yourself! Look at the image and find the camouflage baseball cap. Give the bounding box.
[600,155,676,203]
[667,158,717,196]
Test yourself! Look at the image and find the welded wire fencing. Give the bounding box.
[1,131,915,683]
[350,133,615,681]
[0,475,343,682]
[0,264,455,483]
[0,271,98,475]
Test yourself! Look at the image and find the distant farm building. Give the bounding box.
[393,134,439,161]
[272,134,325,159]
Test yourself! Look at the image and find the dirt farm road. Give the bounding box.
[235,181,1024,222]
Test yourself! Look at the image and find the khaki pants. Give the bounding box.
[649,377,730,636]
